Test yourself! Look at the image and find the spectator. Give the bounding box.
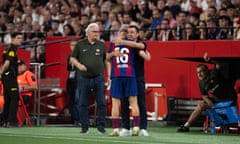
[22,6,33,22]
[184,22,199,40]
[95,19,109,41]
[189,0,202,14]
[63,23,75,36]
[197,20,207,40]
[189,13,200,26]
[220,0,232,9]
[109,20,121,41]
[206,18,219,39]
[22,24,32,43]
[226,4,237,22]
[200,6,218,21]
[30,21,45,40]
[201,0,220,11]
[145,8,163,40]
[23,15,33,26]
[100,11,111,31]
[89,4,101,22]
[172,11,187,40]
[163,0,181,19]
[0,11,7,32]
[216,15,232,39]
[101,1,112,13]
[157,18,175,41]
[51,20,62,36]
[163,10,176,28]
[49,5,59,20]
[17,60,37,105]
[122,12,138,26]
[231,0,240,7]
[135,0,152,29]
[80,14,90,30]
[0,0,238,44]
[72,22,84,38]
[111,0,123,13]
[30,40,46,64]
[148,0,157,11]
[58,12,66,34]
[42,10,52,33]
[33,5,44,25]
[7,6,14,23]
[108,11,118,26]
[218,8,227,16]
[139,29,147,40]
[64,14,74,25]
[0,0,11,14]
[15,22,23,33]
[157,0,166,11]
[233,16,240,40]
[59,5,70,16]
[180,0,190,12]
[177,52,237,132]
[68,0,81,19]
[122,0,138,22]
[12,8,23,24]
[3,23,14,43]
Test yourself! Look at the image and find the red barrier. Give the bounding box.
[45,39,240,99]
[146,84,168,120]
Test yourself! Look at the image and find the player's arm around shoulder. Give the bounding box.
[112,37,145,49]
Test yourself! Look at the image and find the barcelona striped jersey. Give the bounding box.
[109,41,136,78]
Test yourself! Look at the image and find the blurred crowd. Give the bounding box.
[0,0,240,62]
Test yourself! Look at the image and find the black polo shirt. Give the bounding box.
[199,68,236,103]
[71,38,106,78]
[134,41,147,78]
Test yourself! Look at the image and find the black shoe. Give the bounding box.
[98,128,106,134]
[3,122,7,128]
[74,121,81,127]
[6,123,20,128]
[80,128,88,134]
[177,125,189,132]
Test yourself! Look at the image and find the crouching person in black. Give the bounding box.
[177,52,237,132]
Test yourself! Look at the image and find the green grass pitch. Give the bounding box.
[0,126,239,144]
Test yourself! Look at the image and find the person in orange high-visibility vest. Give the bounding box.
[17,60,37,105]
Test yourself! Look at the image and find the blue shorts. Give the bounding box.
[110,77,138,99]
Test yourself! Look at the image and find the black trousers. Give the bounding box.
[66,79,80,122]
[2,73,19,124]
[121,76,147,129]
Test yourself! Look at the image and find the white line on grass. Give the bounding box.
[2,133,168,144]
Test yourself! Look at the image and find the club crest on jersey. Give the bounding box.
[8,51,15,57]
[95,49,100,55]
